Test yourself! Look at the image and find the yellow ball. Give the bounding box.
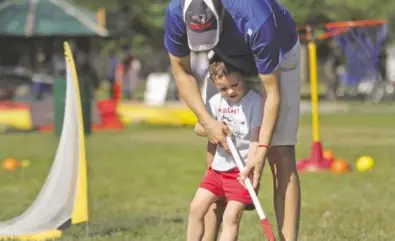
[356,156,375,172]
[21,159,30,168]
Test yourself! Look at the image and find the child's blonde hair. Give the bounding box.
[209,61,245,82]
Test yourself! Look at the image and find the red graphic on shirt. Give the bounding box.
[218,107,239,114]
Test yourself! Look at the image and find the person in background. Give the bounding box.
[106,49,120,99]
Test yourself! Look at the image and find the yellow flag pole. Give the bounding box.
[64,42,89,226]
[297,25,333,172]
[97,8,106,29]
[308,41,320,142]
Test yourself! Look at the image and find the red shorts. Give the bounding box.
[199,168,253,205]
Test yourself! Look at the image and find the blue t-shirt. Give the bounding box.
[164,0,298,75]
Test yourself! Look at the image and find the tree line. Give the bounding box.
[75,0,395,75]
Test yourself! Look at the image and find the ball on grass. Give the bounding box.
[331,159,350,174]
[21,159,31,168]
[356,156,375,172]
[2,158,20,171]
[323,149,334,160]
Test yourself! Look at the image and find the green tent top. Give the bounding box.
[0,0,108,37]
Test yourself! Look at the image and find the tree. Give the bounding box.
[75,0,394,74]
[75,0,169,75]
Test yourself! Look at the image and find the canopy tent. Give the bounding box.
[0,0,108,37]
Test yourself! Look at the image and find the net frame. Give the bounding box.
[298,20,387,41]
[298,20,388,90]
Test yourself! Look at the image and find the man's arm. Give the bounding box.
[164,4,230,150]
[249,73,280,189]
[239,16,281,187]
[240,74,280,188]
[250,15,282,155]
[164,6,213,126]
[244,126,260,190]
[194,122,207,136]
[168,54,231,151]
[257,72,280,147]
[168,54,214,125]
[247,127,260,163]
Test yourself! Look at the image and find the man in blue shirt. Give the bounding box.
[164,0,301,240]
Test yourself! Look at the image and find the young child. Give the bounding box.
[187,60,263,241]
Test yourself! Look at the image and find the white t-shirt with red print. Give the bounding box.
[206,90,263,172]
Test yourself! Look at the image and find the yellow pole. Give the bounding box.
[308,41,320,142]
[64,42,89,224]
[97,8,106,28]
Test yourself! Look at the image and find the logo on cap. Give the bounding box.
[183,0,221,51]
[188,13,216,31]
[192,14,207,24]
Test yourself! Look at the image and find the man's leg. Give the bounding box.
[267,146,301,241]
[268,41,302,241]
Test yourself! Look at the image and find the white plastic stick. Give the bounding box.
[226,136,276,241]
[226,136,266,220]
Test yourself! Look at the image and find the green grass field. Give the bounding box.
[0,105,395,241]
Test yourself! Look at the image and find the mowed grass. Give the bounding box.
[0,105,395,241]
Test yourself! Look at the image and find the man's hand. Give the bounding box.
[203,118,231,152]
[238,147,268,189]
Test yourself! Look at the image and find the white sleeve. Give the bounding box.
[206,95,219,119]
[250,96,263,129]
